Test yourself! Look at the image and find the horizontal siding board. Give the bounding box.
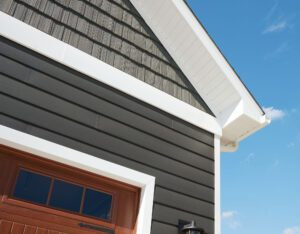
[0,0,213,113]
[172,120,214,146]
[0,74,98,126]
[0,113,29,133]
[154,187,214,218]
[152,204,214,234]
[0,92,214,188]
[0,38,214,147]
[0,37,174,128]
[151,221,178,234]
[0,57,214,165]
[0,37,215,233]
[0,113,214,203]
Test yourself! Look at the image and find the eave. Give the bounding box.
[130,0,270,151]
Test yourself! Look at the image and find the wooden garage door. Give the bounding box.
[0,145,140,234]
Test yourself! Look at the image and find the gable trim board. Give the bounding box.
[0,11,221,137]
[130,0,270,151]
[5,0,213,114]
[0,125,155,234]
[0,2,267,233]
[0,11,268,151]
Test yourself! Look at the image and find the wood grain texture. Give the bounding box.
[0,36,215,234]
[0,0,212,113]
[23,225,37,234]
[0,146,139,234]
[0,220,13,234]
[10,222,25,234]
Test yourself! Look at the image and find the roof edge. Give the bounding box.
[182,0,265,115]
[129,0,269,145]
[0,12,222,137]
[221,115,270,152]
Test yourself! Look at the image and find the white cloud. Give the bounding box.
[287,133,300,149]
[229,220,241,230]
[245,153,255,163]
[262,1,295,35]
[263,21,288,34]
[222,211,237,219]
[264,42,290,60]
[283,226,300,234]
[264,1,279,21]
[271,159,280,168]
[263,106,286,121]
[222,211,241,230]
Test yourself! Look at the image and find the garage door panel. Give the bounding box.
[0,201,114,234]
[0,200,116,232]
[0,220,13,234]
[48,231,60,234]
[0,145,140,234]
[23,225,37,234]
[10,222,25,234]
[36,228,48,234]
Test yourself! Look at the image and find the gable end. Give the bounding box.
[0,0,213,114]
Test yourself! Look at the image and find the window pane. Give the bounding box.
[13,169,51,205]
[49,179,83,213]
[82,189,112,220]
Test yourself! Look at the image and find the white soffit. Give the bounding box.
[130,0,270,151]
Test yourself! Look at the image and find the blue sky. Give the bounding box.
[187,1,300,234]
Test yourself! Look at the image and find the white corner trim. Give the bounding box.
[0,12,222,136]
[214,135,221,234]
[0,125,155,234]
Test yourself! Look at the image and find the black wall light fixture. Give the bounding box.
[178,220,208,234]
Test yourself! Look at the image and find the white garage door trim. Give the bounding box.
[0,125,155,234]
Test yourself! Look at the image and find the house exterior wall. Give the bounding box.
[0,36,215,234]
[0,0,212,113]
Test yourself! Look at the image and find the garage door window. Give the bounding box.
[13,169,51,205]
[12,168,113,221]
[49,179,83,212]
[83,188,113,220]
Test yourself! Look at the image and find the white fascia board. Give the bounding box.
[170,0,264,116]
[0,12,222,136]
[0,125,155,234]
[129,0,269,149]
[219,99,270,152]
[221,117,270,152]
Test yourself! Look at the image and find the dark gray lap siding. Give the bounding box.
[0,0,212,113]
[0,37,215,234]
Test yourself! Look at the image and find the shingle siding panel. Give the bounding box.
[0,37,215,234]
[0,0,212,114]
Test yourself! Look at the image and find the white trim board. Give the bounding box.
[0,12,222,136]
[130,0,270,150]
[0,125,155,234]
[214,135,221,234]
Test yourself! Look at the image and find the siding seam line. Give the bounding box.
[155,185,214,205]
[0,47,214,146]
[154,202,215,221]
[0,76,215,175]
[0,105,215,190]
